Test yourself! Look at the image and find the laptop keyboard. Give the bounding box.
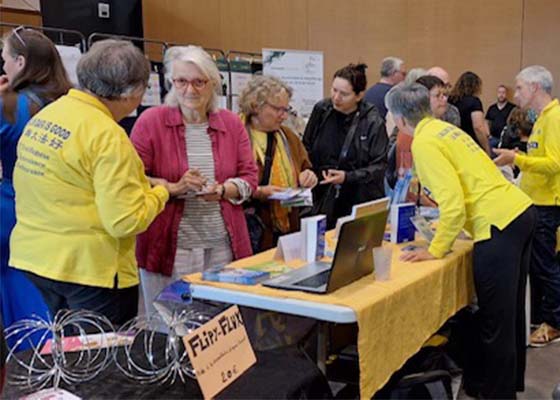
[293,270,330,288]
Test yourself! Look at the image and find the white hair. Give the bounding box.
[380,57,404,77]
[163,45,221,112]
[404,68,427,85]
[517,65,554,95]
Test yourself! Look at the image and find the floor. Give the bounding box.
[457,343,560,400]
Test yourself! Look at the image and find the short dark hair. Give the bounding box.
[416,75,445,91]
[333,63,368,94]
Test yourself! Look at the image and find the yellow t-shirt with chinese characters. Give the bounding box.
[411,117,532,258]
[515,99,560,206]
[10,89,169,289]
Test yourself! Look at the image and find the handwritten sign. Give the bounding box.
[183,305,256,399]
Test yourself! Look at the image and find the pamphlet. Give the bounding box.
[202,266,270,285]
[22,388,81,400]
[301,215,326,262]
[390,203,416,244]
[244,261,292,277]
[410,215,435,243]
[273,231,303,262]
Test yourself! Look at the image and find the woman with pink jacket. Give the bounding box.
[131,46,258,314]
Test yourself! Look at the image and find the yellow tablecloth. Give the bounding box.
[184,238,474,398]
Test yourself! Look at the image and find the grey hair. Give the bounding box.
[238,75,293,117]
[77,39,150,100]
[404,68,427,85]
[163,45,221,112]
[517,65,554,95]
[385,83,431,127]
[380,57,404,77]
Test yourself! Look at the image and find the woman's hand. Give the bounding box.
[254,185,283,201]
[298,169,318,188]
[0,75,9,94]
[400,248,436,262]
[174,168,208,195]
[493,148,517,166]
[320,169,346,185]
[198,183,223,202]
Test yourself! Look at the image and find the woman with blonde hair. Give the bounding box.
[131,46,258,314]
[238,75,317,251]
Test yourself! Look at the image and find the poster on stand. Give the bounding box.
[262,48,323,119]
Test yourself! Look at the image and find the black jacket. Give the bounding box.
[303,99,388,220]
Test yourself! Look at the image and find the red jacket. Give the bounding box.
[131,106,258,276]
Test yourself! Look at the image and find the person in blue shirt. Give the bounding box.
[0,27,71,344]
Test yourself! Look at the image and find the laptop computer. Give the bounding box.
[263,209,389,294]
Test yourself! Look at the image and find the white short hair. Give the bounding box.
[163,45,221,112]
[517,65,554,95]
[380,57,404,77]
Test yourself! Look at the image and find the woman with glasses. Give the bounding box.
[238,75,318,251]
[130,46,258,315]
[303,63,388,228]
[0,28,71,338]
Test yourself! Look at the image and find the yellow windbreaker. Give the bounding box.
[515,99,560,206]
[10,89,168,288]
[412,117,532,258]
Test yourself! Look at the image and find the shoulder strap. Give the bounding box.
[337,111,360,168]
[260,133,277,185]
[21,89,48,109]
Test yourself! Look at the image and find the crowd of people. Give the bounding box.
[1,26,559,399]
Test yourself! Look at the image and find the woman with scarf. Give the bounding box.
[239,75,318,251]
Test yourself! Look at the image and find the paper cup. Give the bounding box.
[373,247,393,281]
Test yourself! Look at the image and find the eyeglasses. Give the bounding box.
[265,102,292,115]
[171,78,208,90]
[11,26,27,47]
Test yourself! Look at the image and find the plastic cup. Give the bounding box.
[373,246,393,281]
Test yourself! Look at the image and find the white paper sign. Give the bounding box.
[55,45,82,87]
[262,49,323,119]
[21,388,81,400]
[274,231,302,262]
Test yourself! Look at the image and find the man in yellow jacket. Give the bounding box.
[494,65,560,348]
[10,40,173,326]
[386,83,535,399]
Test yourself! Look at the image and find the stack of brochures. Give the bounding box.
[268,188,313,207]
[202,265,270,285]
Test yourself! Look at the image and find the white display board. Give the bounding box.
[262,49,323,119]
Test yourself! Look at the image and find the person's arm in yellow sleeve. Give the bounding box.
[514,121,560,175]
[412,139,467,258]
[92,128,169,238]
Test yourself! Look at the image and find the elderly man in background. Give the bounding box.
[364,56,406,119]
[9,40,169,326]
[495,65,560,347]
[427,66,461,127]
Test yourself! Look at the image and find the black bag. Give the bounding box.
[310,111,361,227]
[245,132,277,253]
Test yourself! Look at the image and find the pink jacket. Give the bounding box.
[131,106,258,276]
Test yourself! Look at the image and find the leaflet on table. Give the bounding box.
[244,260,292,277]
[410,214,435,243]
[202,265,270,285]
[391,170,413,205]
[390,203,416,244]
[301,215,326,262]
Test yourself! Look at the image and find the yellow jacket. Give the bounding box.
[515,99,560,206]
[10,89,168,288]
[412,117,532,258]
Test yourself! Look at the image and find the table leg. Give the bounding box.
[317,322,328,374]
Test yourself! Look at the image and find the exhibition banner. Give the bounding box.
[262,48,323,119]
